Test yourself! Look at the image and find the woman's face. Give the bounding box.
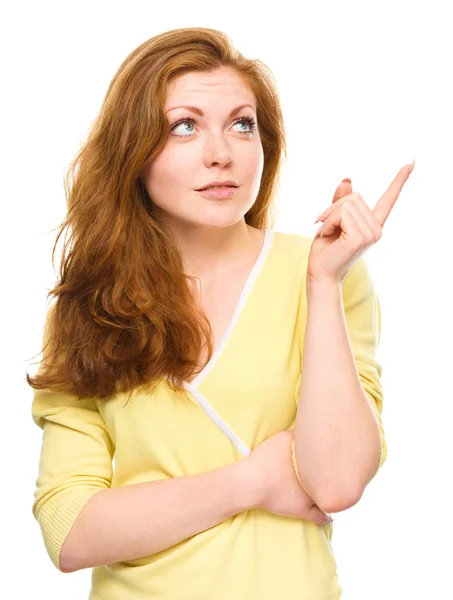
[142,67,264,233]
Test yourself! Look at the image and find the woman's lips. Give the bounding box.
[196,186,238,199]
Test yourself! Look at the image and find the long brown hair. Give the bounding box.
[25,27,287,405]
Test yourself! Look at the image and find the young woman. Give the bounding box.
[28,26,413,599]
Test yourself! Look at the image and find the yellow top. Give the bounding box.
[31,229,387,600]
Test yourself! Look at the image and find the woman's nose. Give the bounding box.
[203,135,233,165]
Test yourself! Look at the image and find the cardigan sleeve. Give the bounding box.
[31,313,114,571]
[291,255,387,490]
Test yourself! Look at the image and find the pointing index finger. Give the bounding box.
[373,160,415,227]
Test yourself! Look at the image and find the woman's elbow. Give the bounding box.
[318,487,364,513]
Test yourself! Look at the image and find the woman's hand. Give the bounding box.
[243,429,333,525]
[307,160,415,285]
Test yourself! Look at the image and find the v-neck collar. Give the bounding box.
[184,228,275,390]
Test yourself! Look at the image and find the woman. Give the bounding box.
[28,26,412,599]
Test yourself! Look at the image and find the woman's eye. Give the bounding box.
[170,117,256,137]
[171,120,196,136]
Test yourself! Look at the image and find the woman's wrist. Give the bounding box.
[231,457,264,511]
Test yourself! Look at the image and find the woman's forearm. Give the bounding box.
[293,278,381,512]
[60,459,259,573]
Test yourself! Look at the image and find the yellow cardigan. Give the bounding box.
[31,229,387,600]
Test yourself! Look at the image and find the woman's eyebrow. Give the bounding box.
[166,104,255,116]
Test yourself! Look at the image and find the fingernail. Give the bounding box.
[342,178,352,184]
[314,213,323,224]
[408,158,415,175]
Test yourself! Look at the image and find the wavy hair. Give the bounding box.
[25,27,287,405]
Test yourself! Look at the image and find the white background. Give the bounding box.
[2,0,452,598]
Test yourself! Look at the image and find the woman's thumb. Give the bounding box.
[307,505,333,526]
[332,178,353,203]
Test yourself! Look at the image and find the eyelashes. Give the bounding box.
[169,115,257,137]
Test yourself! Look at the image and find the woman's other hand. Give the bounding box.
[242,429,333,526]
